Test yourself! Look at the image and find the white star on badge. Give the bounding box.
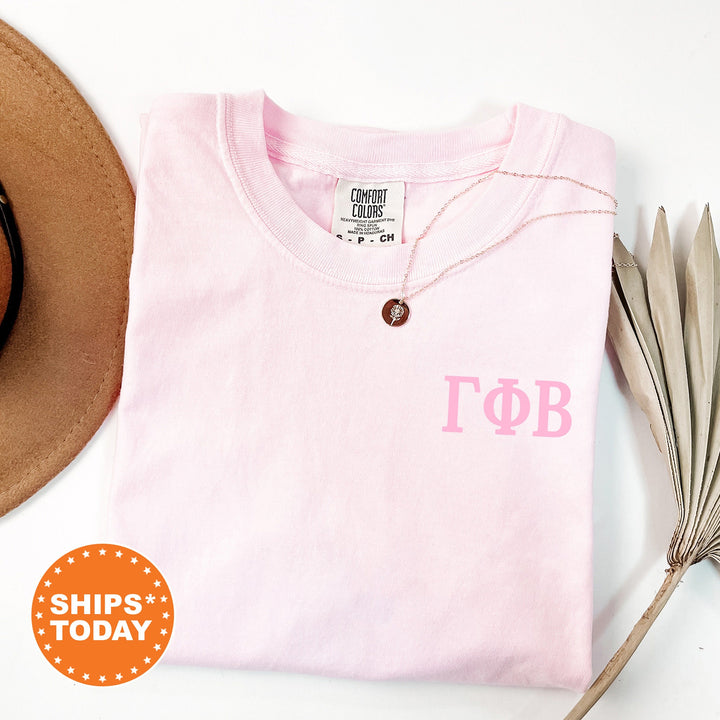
[54,567,62,574]
[115,550,123,558]
[67,667,74,674]
[115,673,123,680]
[143,567,151,575]
[99,549,106,556]
[54,657,61,664]
[154,644,161,651]
[162,612,169,619]
[67,557,74,564]
[99,676,106,683]
[131,667,138,674]
[131,557,138,564]
[154,580,161,587]
[83,551,90,558]
[83,673,90,680]
[37,629,45,636]
[43,644,51,651]
[44,580,51,587]
[37,596,44,602]
[160,629,167,636]
[35,612,42,619]
[144,657,151,664]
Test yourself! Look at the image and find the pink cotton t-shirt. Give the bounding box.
[107,89,616,692]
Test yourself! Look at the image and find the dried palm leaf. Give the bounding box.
[565,204,720,719]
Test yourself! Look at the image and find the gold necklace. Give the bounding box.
[381,170,618,326]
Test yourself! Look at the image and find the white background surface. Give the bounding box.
[1,1,719,718]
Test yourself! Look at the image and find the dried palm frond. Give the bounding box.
[565,204,720,719]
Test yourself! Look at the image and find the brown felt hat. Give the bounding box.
[0,18,134,516]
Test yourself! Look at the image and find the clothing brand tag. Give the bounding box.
[331,179,405,246]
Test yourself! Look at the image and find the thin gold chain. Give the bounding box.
[398,170,619,304]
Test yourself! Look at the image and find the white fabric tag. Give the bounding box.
[330,179,405,246]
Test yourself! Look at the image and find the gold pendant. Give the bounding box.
[382,299,409,327]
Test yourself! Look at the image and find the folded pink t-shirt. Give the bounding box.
[107,89,616,692]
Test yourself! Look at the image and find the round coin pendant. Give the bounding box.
[382,298,410,327]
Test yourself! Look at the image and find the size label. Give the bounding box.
[331,179,405,246]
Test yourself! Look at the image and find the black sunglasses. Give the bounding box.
[0,180,23,352]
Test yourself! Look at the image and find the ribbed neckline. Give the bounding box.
[219,89,563,289]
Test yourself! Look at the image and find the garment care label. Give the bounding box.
[331,179,405,246]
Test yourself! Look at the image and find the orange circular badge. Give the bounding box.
[31,543,174,686]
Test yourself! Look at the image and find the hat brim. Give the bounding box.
[0,18,134,516]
